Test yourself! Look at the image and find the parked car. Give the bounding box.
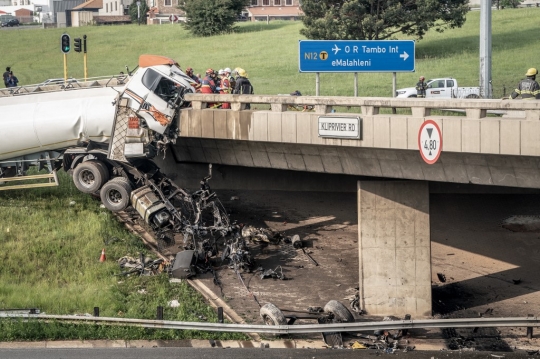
[37,78,79,87]
[396,77,481,99]
[1,19,20,27]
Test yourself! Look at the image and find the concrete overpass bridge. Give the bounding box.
[159,94,540,318]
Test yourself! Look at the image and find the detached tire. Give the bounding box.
[73,161,109,194]
[100,177,132,212]
[260,303,287,326]
[324,300,355,323]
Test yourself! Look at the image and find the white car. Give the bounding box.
[38,78,79,87]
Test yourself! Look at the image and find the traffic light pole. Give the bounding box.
[83,35,88,81]
[63,53,68,82]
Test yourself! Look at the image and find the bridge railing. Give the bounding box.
[184,93,540,120]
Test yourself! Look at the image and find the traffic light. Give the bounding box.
[74,38,82,53]
[60,34,70,54]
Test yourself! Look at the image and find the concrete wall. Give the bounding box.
[172,138,540,189]
[358,181,431,317]
[175,107,540,189]
[180,108,540,157]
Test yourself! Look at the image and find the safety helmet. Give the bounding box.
[526,68,538,77]
[419,76,425,80]
[218,69,224,75]
[224,67,231,73]
[237,68,248,78]
[205,68,214,74]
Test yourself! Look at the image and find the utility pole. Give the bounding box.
[479,0,492,98]
[137,1,141,26]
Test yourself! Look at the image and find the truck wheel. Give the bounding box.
[408,95,417,98]
[100,177,132,212]
[466,94,480,99]
[260,303,287,326]
[93,161,110,183]
[73,161,108,194]
[324,300,355,323]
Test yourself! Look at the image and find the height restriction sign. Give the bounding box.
[418,120,442,164]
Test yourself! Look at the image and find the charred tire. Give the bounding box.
[100,177,132,212]
[260,303,287,326]
[466,94,480,99]
[73,161,108,194]
[324,300,355,323]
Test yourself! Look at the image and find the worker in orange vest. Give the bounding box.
[219,69,231,109]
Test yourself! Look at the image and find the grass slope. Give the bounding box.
[1,8,540,97]
[0,172,245,340]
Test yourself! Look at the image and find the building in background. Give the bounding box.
[245,0,303,21]
[146,0,184,24]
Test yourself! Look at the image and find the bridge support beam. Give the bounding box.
[357,180,431,318]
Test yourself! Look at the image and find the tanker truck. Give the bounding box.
[0,55,232,244]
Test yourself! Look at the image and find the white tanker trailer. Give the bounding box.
[0,55,232,244]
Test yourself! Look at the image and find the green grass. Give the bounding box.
[2,8,540,98]
[0,172,246,340]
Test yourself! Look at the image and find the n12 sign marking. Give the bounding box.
[418,120,442,164]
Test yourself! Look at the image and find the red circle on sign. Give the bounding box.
[418,119,442,165]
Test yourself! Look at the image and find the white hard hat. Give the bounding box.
[218,69,224,75]
[224,67,231,73]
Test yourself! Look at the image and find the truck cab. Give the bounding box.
[426,78,456,99]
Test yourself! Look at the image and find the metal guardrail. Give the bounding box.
[1,313,538,335]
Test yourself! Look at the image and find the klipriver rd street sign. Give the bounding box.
[299,40,415,73]
[318,116,362,139]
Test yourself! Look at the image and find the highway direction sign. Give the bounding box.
[299,40,415,73]
[418,120,442,164]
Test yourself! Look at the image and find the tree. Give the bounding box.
[498,0,524,8]
[180,0,250,37]
[300,0,469,41]
[129,1,149,24]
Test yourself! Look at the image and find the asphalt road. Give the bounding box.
[0,348,537,359]
[0,25,38,30]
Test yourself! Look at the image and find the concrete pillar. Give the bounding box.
[357,180,431,318]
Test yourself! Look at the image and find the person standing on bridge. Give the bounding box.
[219,70,231,109]
[233,68,253,110]
[201,68,219,108]
[511,68,540,100]
[6,71,18,88]
[416,76,427,98]
[3,67,11,88]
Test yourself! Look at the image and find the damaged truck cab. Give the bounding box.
[0,55,216,240]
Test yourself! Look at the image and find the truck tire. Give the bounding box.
[260,303,287,326]
[408,95,417,98]
[466,94,480,99]
[323,300,355,323]
[100,177,132,212]
[93,161,110,183]
[73,161,109,194]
